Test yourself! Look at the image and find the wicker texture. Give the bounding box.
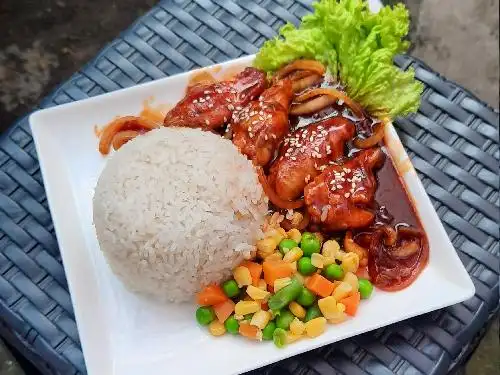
[0,1,498,374]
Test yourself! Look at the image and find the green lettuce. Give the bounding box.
[253,0,423,118]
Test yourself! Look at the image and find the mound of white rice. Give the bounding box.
[93,127,268,302]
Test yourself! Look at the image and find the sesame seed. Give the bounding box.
[344,192,350,198]
[208,104,213,108]
[193,99,198,104]
[216,89,222,94]
[204,90,210,94]
[271,134,276,139]
[228,104,234,110]
[236,106,242,110]
[252,120,258,125]
[291,156,297,161]
[225,98,231,102]
[264,135,268,140]
[224,116,227,122]
[337,184,342,189]
[205,119,210,125]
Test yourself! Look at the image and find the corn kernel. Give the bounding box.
[323,256,335,266]
[265,229,285,246]
[286,331,302,344]
[258,279,267,291]
[305,317,327,338]
[327,302,347,324]
[341,252,360,273]
[289,301,306,319]
[332,282,353,301]
[274,277,292,291]
[257,238,277,258]
[234,314,244,320]
[318,296,338,319]
[287,228,302,243]
[289,317,306,335]
[233,266,252,287]
[311,253,325,268]
[235,301,261,315]
[265,252,283,261]
[250,310,271,329]
[289,261,297,273]
[246,285,270,301]
[208,320,226,336]
[283,247,303,263]
[321,240,341,258]
[343,272,359,291]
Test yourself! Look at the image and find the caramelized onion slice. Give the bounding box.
[353,122,386,149]
[99,116,160,155]
[292,74,322,93]
[290,95,337,116]
[257,167,304,210]
[293,88,365,119]
[112,130,140,151]
[275,60,326,80]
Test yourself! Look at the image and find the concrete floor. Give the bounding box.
[0,0,498,374]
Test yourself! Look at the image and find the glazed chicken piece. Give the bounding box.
[163,67,266,130]
[268,116,355,201]
[304,148,385,231]
[232,79,294,166]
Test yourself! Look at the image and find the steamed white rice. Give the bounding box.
[93,127,268,302]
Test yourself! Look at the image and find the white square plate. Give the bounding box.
[30,55,475,375]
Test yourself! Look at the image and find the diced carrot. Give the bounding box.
[239,323,260,339]
[196,284,228,306]
[340,292,361,316]
[241,261,263,287]
[213,299,235,323]
[263,260,293,287]
[306,274,335,298]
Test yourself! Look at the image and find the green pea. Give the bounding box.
[296,287,317,307]
[358,278,374,299]
[262,321,277,340]
[300,232,321,256]
[323,264,344,281]
[279,239,298,255]
[268,278,302,311]
[305,305,323,322]
[297,257,317,276]
[273,328,287,348]
[195,306,215,325]
[276,310,295,330]
[224,316,240,334]
[222,279,240,298]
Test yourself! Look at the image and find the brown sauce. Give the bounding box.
[374,146,420,228]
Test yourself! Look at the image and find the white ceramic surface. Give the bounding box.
[30,55,475,375]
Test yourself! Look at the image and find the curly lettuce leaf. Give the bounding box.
[253,0,423,118]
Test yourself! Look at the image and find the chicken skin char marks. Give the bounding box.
[232,79,294,166]
[304,148,385,231]
[163,67,266,130]
[268,116,355,201]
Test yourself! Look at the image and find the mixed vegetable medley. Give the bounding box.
[195,215,373,347]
